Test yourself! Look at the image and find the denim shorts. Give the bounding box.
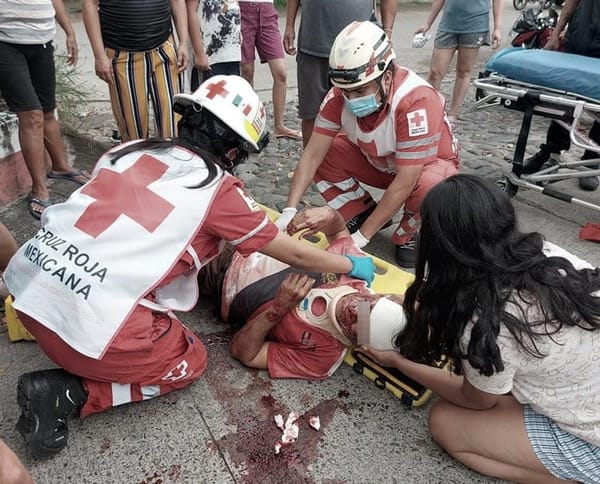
[524,405,600,483]
[434,30,489,49]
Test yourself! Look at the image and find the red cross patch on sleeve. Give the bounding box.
[407,109,428,137]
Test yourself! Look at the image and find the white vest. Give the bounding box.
[340,69,433,173]
[5,146,224,359]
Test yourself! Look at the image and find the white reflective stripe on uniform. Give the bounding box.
[395,146,439,160]
[327,186,368,210]
[315,116,341,131]
[141,385,161,400]
[229,215,269,246]
[112,383,132,406]
[315,177,358,193]
[396,133,440,149]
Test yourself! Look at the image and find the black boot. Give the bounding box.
[521,145,553,174]
[394,237,417,269]
[16,369,87,458]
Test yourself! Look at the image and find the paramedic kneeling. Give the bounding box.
[3,75,375,458]
[277,21,460,268]
[200,206,406,379]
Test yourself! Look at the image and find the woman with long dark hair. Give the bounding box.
[359,174,600,483]
[5,75,375,459]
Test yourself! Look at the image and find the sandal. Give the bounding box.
[48,169,91,186]
[27,196,51,220]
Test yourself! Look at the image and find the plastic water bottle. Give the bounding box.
[412,32,432,48]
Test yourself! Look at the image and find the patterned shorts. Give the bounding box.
[524,405,600,483]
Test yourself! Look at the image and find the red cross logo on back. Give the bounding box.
[74,154,175,238]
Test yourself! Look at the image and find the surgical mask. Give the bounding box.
[344,91,381,118]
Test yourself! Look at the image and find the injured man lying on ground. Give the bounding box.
[199,206,406,379]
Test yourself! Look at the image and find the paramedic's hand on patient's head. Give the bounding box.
[345,255,375,286]
[356,345,404,369]
[273,273,315,316]
[287,207,335,237]
[275,207,297,231]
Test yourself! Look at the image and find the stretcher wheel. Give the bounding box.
[496,176,518,198]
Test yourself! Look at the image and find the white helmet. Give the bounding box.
[329,21,396,89]
[357,297,405,351]
[173,75,268,152]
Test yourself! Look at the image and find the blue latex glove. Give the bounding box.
[345,255,375,287]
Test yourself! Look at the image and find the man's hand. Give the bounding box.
[544,32,562,51]
[287,206,335,236]
[283,26,296,55]
[194,50,210,71]
[176,43,189,72]
[65,33,78,66]
[272,273,315,316]
[95,53,113,83]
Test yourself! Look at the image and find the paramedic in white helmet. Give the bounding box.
[4,75,376,459]
[278,21,460,268]
[199,205,406,380]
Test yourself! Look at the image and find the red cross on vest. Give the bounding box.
[74,154,175,238]
[410,111,425,127]
[205,79,229,99]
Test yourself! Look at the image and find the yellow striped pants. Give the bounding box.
[106,36,183,141]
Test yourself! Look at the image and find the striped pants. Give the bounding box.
[106,37,183,141]
[315,135,458,245]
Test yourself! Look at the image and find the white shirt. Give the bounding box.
[462,242,600,446]
[0,0,56,44]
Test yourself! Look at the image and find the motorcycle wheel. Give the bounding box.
[513,0,527,9]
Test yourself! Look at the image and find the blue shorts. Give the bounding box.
[524,405,600,483]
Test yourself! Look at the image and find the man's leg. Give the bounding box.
[314,135,394,222]
[523,121,571,174]
[297,52,329,147]
[17,110,49,204]
[427,32,457,90]
[267,57,299,137]
[15,312,207,457]
[392,159,458,267]
[239,1,259,87]
[578,120,600,191]
[107,48,150,141]
[429,397,571,483]
[241,61,255,86]
[148,37,183,139]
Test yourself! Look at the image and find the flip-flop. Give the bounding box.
[274,129,303,141]
[47,169,91,185]
[27,197,51,220]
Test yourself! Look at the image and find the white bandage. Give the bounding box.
[275,207,297,231]
[351,230,370,249]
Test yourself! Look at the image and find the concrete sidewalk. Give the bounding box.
[1,2,599,483]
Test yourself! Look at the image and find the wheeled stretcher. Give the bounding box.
[474,47,600,212]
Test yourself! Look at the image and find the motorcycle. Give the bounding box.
[513,0,553,11]
[511,1,563,49]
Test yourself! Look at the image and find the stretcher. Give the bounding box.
[473,47,600,212]
[262,205,449,406]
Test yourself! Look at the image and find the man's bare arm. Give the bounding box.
[229,273,315,368]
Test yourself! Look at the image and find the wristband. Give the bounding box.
[351,230,370,249]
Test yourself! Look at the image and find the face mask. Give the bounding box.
[344,91,381,118]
